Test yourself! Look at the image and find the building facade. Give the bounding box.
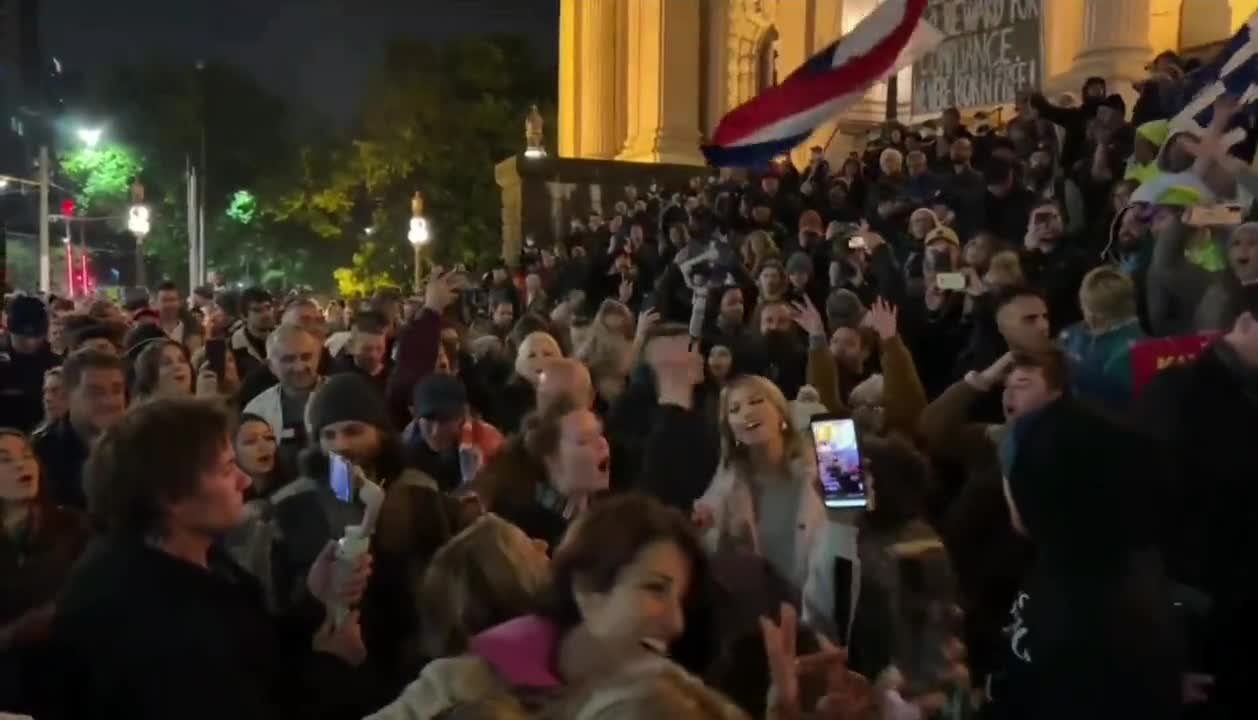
[557,0,1258,168]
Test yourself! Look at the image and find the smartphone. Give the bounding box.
[936,272,967,291]
[929,247,953,273]
[809,415,867,509]
[329,452,355,503]
[205,338,227,378]
[1183,204,1243,226]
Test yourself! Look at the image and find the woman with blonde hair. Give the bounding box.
[416,514,550,663]
[490,330,564,433]
[1059,265,1146,407]
[694,375,825,598]
[742,230,780,273]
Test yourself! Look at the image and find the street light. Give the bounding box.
[128,179,150,288]
[77,127,103,149]
[407,191,430,291]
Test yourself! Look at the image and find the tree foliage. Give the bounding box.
[78,34,554,292]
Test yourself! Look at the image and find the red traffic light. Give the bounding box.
[60,198,75,216]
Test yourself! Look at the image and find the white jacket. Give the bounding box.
[697,453,860,644]
[241,379,323,441]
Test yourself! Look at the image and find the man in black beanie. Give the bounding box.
[1,296,60,432]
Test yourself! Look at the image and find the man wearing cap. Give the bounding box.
[1132,50,1185,126]
[406,373,469,492]
[0,296,61,432]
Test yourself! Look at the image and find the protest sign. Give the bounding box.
[911,0,1044,115]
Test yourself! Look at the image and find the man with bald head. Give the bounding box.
[237,298,335,406]
[243,323,324,476]
[537,357,594,413]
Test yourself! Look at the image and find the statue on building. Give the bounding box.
[525,105,547,157]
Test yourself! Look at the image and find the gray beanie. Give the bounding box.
[826,289,866,330]
[306,373,394,437]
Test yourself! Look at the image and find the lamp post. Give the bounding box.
[76,127,103,149]
[407,191,430,291]
[128,179,151,289]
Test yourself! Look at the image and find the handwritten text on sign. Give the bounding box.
[911,0,1043,115]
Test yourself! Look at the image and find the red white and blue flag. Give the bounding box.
[702,0,943,168]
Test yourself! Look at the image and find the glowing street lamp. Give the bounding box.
[128,179,150,288]
[408,191,429,290]
[77,127,103,149]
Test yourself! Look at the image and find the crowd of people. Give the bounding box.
[1,59,1255,719]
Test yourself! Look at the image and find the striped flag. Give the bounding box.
[1170,11,1258,160]
[702,0,943,168]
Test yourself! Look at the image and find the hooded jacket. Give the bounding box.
[989,398,1181,720]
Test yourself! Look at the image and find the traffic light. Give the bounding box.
[60,198,75,217]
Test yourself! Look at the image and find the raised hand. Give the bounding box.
[791,295,826,339]
[864,298,898,340]
[424,271,463,313]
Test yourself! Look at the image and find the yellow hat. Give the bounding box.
[1136,119,1171,148]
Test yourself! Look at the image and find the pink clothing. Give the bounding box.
[467,615,563,689]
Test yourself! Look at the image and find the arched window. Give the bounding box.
[756,26,780,92]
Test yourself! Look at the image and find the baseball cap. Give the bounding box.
[412,373,468,421]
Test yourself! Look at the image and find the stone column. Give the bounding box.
[558,0,579,158]
[578,0,621,159]
[1071,0,1153,96]
[619,0,704,166]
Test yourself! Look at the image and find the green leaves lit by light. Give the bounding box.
[59,145,143,213]
[226,189,259,225]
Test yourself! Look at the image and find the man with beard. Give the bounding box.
[754,301,807,399]
[230,287,275,379]
[1019,199,1092,332]
[243,324,323,479]
[1025,146,1086,238]
[1104,205,1154,328]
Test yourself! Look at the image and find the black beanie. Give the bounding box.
[306,373,394,438]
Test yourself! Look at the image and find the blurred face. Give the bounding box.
[719,288,745,326]
[166,440,250,536]
[910,213,936,240]
[1150,206,1180,235]
[157,289,181,318]
[752,206,772,224]
[284,303,328,344]
[788,270,810,290]
[964,235,994,268]
[1003,366,1058,421]
[829,327,867,374]
[1229,227,1258,283]
[996,296,1051,351]
[1030,206,1064,242]
[492,268,509,284]
[0,434,39,503]
[950,138,973,166]
[526,274,542,292]
[516,332,561,384]
[269,332,320,393]
[537,359,595,411]
[319,420,382,467]
[1133,136,1158,164]
[1084,81,1105,100]
[246,299,275,334]
[235,420,276,478]
[1118,210,1146,251]
[352,331,387,374]
[575,539,692,659]
[43,373,66,422]
[602,311,631,339]
[707,345,733,381]
[158,344,193,395]
[491,302,515,331]
[759,303,794,334]
[419,410,466,452]
[48,317,65,351]
[69,367,126,434]
[79,338,118,356]
[907,152,928,176]
[544,410,611,496]
[185,332,205,356]
[725,383,783,447]
[761,176,780,196]
[758,267,785,297]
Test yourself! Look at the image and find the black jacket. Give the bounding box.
[32,418,91,510]
[1136,341,1258,712]
[0,340,60,433]
[989,399,1181,720]
[46,537,371,720]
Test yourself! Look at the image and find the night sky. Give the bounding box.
[41,0,560,125]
